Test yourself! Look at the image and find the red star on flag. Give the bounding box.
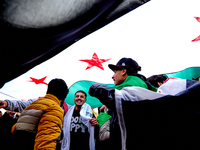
[192,17,200,42]
[79,52,111,70]
[29,76,48,85]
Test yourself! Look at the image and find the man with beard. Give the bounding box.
[61,90,98,150]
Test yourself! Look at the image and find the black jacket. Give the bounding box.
[89,84,121,150]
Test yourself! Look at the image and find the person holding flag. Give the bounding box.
[89,57,156,150]
[89,57,200,150]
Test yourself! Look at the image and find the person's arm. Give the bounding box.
[0,98,37,113]
[89,83,116,110]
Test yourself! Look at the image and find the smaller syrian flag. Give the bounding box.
[157,77,198,95]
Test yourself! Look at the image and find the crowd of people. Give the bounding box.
[0,57,200,150]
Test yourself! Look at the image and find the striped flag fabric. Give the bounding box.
[0,0,147,87]
[0,0,200,108]
[124,83,200,149]
[157,77,198,95]
[95,81,200,149]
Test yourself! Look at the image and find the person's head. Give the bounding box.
[108,57,141,85]
[147,74,167,87]
[46,78,69,106]
[74,90,87,108]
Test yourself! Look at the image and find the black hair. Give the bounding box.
[75,90,87,98]
[46,78,69,100]
[147,74,167,87]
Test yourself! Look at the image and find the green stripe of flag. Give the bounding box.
[165,67,200,80]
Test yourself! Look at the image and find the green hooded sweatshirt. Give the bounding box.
[97,75,157,127]
[114,75,157,91]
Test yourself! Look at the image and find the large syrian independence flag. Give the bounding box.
[1,0,200,108]
[0,0,148,87]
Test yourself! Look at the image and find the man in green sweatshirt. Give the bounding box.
[89,57,156,150]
